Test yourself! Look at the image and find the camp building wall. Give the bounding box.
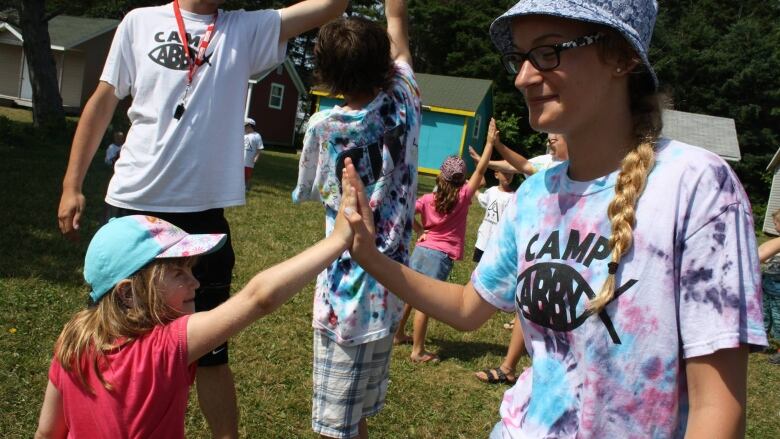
[0,44,21,97]
[763,169,780,235]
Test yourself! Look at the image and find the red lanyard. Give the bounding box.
[173,0,217,86]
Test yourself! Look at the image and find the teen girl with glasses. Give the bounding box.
[340,1,767,437]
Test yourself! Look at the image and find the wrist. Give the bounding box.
[62,181,83,193]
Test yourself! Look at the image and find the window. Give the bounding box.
[472,115,482,139]
[269,83,284,109]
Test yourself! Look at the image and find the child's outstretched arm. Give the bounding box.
[278,0,349,43]
[386,0,412,66]
[468,147,519,174]
[470,118,536,175]
[466,120,497,193]
[185,180,357,364]
[342,158,497,331]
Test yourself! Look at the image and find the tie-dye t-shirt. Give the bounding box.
[292,61,421,345]
[472,139,767,438]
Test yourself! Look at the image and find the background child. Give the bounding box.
[394,133,494,363]
[291,1,419,437]
[759,209,780,364]
[36,197,356,438]
[473,169,516,263]
[243,118,264,190]
[103,131,123,167]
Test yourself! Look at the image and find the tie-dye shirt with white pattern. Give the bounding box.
[293,61,421,345]
[473,139,767,438]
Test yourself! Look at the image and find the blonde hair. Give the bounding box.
[588,32,664,312]
[55,258,193,393]
[434,174,464,214]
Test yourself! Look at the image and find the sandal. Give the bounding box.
[503,321,514,330]
[475,367,517,384]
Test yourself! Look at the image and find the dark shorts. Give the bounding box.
[115,207,235,366]
[473,247,484,263]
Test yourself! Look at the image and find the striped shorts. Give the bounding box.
[311,330,393,438]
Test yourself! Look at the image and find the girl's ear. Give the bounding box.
[612,58,640,79]
[116,280,134,307]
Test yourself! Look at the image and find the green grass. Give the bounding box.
[1,129,779,438]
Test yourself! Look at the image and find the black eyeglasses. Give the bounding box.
[501,33,604,75]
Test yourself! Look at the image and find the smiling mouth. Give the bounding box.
[527,95,557,104]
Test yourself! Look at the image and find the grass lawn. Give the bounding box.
[1,130,779,438]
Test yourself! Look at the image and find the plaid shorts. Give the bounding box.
[312,330,393,438]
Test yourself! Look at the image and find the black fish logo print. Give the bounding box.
[516,262,637,344]
[148,43,213,70]
[335,123,406,190]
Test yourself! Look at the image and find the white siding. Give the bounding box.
[764,170,780,235]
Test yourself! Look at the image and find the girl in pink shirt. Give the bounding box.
[394,126,495,362]
[36,197,357,438]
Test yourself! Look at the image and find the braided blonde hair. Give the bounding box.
[588,33,665,312]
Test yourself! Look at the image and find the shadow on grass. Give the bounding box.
[428,337,509,362]
[0,138,115,284]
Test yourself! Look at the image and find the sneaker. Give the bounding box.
[769,352,780,365]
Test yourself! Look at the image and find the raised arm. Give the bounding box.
[343,159,497,330]
[466,121,496,193]
[385,0,412,66]
[469,147,521,174]
[57,81,120,241]
[278,0,348,43]
[186,179,355,363]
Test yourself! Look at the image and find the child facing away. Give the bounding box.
[393,136,494,363]
[35,191,357,438]
[758,209,780,364]
[291,1,420,437]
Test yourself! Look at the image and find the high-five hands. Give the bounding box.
[338,158,378,261]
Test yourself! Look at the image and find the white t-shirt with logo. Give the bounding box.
[475,186,515,251]
[101,3,286,212]
[243,131,263,168]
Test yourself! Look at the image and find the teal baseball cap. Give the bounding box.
[84,215,227,303]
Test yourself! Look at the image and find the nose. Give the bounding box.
[514,58,543,91]
[187,271,200,290]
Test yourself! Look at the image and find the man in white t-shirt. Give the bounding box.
[56,1,348,436]
[243,117,264,189]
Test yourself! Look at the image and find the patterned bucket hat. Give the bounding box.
[489,0,659,89]
[84,215,226,302]
[440,156,466,183]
